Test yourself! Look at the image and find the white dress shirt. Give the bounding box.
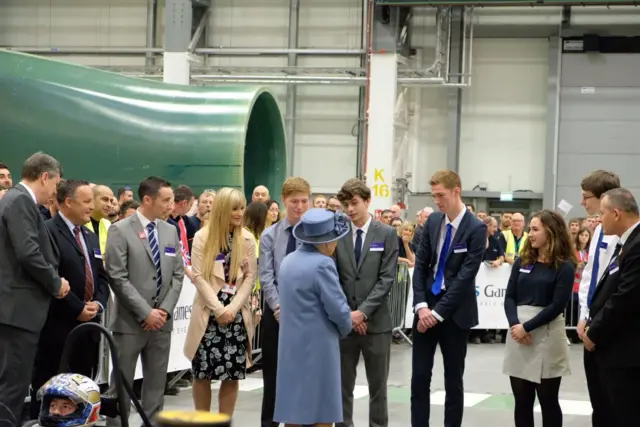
[18,182,37,204]
[352,215,372,250]
[415,204,467,322]
[578,223,619,321]
[137,209,158,242]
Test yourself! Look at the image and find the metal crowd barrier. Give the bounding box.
[389,263,412,345]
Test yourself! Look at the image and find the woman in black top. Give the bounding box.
[502,210,576,427]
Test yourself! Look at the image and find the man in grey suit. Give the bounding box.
[105,176,184,425]
[334,178,399,427]
[0,153,69,426]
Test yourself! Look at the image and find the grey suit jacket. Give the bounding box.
[105,213,185,334]
[0,185,61,333]
[335,218,399,334]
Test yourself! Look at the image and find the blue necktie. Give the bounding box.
[147,222,163,297]
[354,229,363,265]
[432,223,453,296]
[587,229,604,307]
[286,228,297,255]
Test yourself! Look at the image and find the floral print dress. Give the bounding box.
[192,234,248,381]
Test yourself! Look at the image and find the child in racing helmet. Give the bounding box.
[37,373,101,427]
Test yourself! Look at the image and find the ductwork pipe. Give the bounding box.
[2,47,365,56]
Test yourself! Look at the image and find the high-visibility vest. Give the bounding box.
[502,229,528,259]
[85,217,111,256]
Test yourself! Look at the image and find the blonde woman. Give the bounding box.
[397,221,415,267]
[184,187,257,414]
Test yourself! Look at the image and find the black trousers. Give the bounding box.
[584,349,612,427]
[0,324,40,427]
[410,317,469,427]
[600,364,640,427]
[260,305,280,427]
[29,323,99,419]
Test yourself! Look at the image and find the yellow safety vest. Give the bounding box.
[502,230,528,259]
[245,227,261,291]
[85,218,111,256]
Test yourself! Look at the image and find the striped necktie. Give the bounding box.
[147,222,162,297]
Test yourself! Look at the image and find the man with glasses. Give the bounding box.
[577,170,621,427]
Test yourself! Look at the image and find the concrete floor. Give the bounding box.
[130,342,591,426]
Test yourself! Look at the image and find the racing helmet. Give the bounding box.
[37,373,101,427]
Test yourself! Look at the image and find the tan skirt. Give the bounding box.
[502,305,571,384]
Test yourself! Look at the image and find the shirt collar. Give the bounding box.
[446,204,467,229]
[18,182,37,204]
[619,221,640,245]
[58,212,80,233]
[136,209,156,228]
[283,216,296,230]
[353,214,372,234]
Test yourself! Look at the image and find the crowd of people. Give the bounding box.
[0,153,638,427]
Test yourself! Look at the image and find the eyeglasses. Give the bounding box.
[123,186,131,191]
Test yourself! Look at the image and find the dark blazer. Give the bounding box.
[0,184,61,333]
[168,214,199,251]
[45,214,110,325]
[334,218,399,334]
[412,210,486,330]
[587,223,640,368]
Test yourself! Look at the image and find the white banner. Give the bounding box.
[105,278,196,380]
[474,264,511,330]
[403,264,512,330]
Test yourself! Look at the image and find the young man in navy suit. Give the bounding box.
[410,170,486,427]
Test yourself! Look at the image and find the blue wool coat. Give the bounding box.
[274,244,353,425]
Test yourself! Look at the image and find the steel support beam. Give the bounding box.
[445,7,464,172]
[164,0,193,84]
[542,35,562,210]
[285,0,300,176]
[145,0,158,67]
[188,6,211,52]
[356,0,370,179]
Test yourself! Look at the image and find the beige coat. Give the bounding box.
[183,227,258,365]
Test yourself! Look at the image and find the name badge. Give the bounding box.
[609,263,619,274]
[222,284,236,295]
[93,248,103,259]
[519,265,533,274]
[453,243,467,254]
[599,241,608,250]
[370,242,384,252]
[164,247,176,257]
[216,253,226,263]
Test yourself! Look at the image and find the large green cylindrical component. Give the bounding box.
[0,51,287,199]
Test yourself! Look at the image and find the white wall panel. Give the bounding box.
[0,0,148,67]
[207,0,363,193]
[460,38,548,192]
[408,8,450,193]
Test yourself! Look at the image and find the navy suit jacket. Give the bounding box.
[412,210,486,330]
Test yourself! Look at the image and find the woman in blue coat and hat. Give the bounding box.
[274,208,354,427]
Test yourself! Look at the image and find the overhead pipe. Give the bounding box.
[425,7,445,76]
[2,47,364,56]
[125,73,454,86]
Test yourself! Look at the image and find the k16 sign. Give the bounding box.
[474,263,511,330]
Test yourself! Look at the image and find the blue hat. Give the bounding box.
[293,208,351,244]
